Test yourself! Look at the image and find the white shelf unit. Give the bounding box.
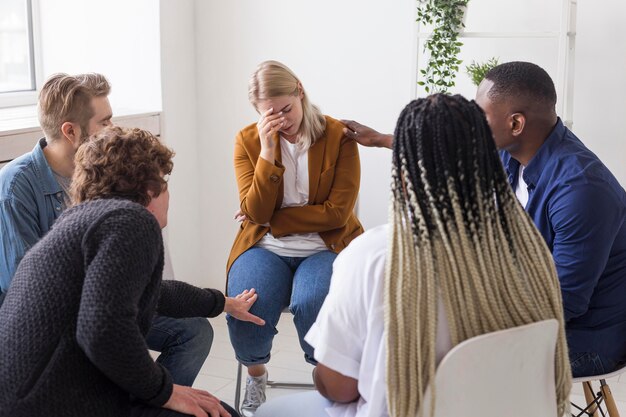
[413,0,577,128]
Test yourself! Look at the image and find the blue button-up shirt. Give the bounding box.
[501,119,626,361]
[0,138,64,293]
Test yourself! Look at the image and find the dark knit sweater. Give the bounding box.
[0,199,225,417]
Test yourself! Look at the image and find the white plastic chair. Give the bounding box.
[420,319,560,417]
[571,365,626,417]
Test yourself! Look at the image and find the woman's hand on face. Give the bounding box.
[163,384,231,417]
[257,108,284,161]
[224,288,266,326]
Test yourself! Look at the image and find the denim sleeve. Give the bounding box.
[0,198,41,292]
[549,182,623,321]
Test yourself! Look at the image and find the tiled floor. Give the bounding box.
[193,317,626,416]
[193,316,314,410]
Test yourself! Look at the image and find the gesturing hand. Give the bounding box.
[163,384,231,417]
[224,289,266,326]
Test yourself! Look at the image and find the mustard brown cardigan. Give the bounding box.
[227,116,363,276]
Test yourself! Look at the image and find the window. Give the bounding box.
[0,0,39,107]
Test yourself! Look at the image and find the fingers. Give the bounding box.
[343,126,358,139]
[236,288,256,300]
[234,209,247,222]
[340,119,356,128]
[245,312,266,326]
[235,289,250,299]
[197,398,230,417]
[258,109,285,135]
[340,119,360,132]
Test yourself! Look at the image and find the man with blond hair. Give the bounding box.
[0,73,214,387]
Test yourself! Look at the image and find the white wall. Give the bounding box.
[159,0,204,287]
[193,0,416,289]
[33,1,626,291]
[415,0,626,185]
[36,0,208,287]
[572,0,626,186]
[190,0,626,290]
[38,0,161,111]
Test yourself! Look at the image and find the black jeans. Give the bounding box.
[130,401,240,417]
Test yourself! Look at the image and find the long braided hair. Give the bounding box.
[384,94,571,416]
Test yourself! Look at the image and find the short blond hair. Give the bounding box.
[248,60,325,151]
[38,73,111,141]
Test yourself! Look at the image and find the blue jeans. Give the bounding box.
[227,247,337,366]
[569,351,623,378]
[145,315,214,386]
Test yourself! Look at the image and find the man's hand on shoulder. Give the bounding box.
[341,119,394,149]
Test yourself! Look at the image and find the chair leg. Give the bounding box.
[583,382,600,417]
[234,362,243,414]
[600,380,621,417]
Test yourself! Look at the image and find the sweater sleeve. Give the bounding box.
[158,281,225,318]
[75,207,172,407]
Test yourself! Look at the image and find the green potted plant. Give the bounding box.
[465,57,500,86]
[416,0,469,93]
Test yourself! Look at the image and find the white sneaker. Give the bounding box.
[241,371,267,417]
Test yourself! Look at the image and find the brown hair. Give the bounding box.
[71,126,174,206]
[38,73,111,141]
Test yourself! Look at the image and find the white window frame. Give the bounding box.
[0,0,43,109]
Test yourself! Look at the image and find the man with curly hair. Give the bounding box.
[0,126,255,416]
[0,73,221,388]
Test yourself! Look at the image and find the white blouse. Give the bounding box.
[256,137,328,257]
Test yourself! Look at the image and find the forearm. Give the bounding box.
[313,364,359,403]
[237,156,285,225]
[270,201,355,236]
[158,281,225,318]
[0,200,40,291]
[377,134,394,149]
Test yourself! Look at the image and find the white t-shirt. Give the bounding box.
[256,137,327,257]
[305,225,452,417]
[515,165,529,208]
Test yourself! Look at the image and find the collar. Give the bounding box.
[31,138,64,196]
[501,118,566,189]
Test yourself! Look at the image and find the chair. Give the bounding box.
[570,365,626,417]
[420,319,560,417]
[233,310,315,413]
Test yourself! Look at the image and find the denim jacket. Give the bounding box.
[0,138,64,293]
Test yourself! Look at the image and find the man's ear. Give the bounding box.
[510,113,526,137]
[60,121,81,145]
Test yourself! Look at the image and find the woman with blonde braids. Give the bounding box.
[255,93,571,417]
